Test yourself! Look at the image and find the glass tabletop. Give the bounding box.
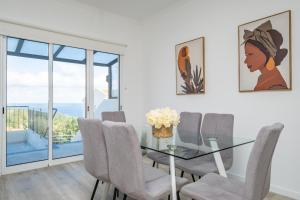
[139,126,255,160]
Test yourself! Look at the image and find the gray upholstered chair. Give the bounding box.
[77,118,110,200]
[102,121,188,200]
[180,123,284,200]
[175,113,234,180]
[101,111,126,198]
[102,111,126,122]
[147,112,202,167]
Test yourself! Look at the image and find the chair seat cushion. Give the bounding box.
[143,164,166,182]
[147,152,170,165]
[175,156,231,177]
[142,162,189,200]
[145,172,188,200]
[200,173,245,196]
[181,173,246,200]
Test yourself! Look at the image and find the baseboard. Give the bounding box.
[270,184,300,200]
[228,172,300,200]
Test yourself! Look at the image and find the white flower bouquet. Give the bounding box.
[146,107,180,138]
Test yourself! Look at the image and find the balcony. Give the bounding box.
[6,98,118,166]
[6,106,83,166]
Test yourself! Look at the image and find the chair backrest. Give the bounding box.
[77,118,109,182]
[102,111,126,122]
[177,112,202,145]
[201,113,234,167]
[245,123,284,200]
[102,121,145,199]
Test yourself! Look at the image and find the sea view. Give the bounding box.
[8,103,85,117]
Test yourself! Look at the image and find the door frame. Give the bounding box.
[0,35,4,176]
[0,37,87,174]
[1,35,50,174]
[0,35,121,175]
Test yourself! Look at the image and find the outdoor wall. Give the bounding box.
[26,130,48,149]
[142,0,300,199]
[6,131,26,144]
[0,0,145,127]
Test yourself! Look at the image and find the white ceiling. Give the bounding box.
[74,0,181,20]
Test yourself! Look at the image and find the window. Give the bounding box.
[2,36,120,168]
[52,44,86,159]
[6,37,49,166]
[93,51,120,118]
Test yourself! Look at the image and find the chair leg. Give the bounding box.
[116,189,119,197]
[191,174,195,182]
[91,179,99,200]
[152,161,156,167]
[168,192,180,200]
[180,171,184,177]
[113,188,118,200]
[123,194,127,200]
[177,191,181,200]
[199,176,201,179]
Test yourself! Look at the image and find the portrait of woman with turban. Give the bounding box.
[239,11,291,92]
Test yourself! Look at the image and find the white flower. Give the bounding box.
[146,107,180,128]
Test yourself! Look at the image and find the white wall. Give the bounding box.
[142,0,300,198]
[1,0,299,198]
[0,0,145,127]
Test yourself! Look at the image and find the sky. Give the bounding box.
[7,56,109,104]
[6,37,119,104]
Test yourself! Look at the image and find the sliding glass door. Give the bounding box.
[93,51,120,118]
[52,45,86,159]
[1,35,120,171]
[6,37,49,166]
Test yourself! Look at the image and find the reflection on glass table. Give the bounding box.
[139,126,255,200]
[140,127,255,160]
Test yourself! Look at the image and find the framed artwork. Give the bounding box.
[176,37,205,95]
[238,10,291,92]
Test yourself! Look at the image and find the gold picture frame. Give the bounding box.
[175,37,205,95]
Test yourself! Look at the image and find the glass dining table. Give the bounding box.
[139,127,255,200]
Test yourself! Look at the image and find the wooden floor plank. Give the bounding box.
[0,161,294,200]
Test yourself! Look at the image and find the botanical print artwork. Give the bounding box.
[176,37,205,95]
[239,11,291,92]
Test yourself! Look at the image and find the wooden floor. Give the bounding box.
[0,161,294,200]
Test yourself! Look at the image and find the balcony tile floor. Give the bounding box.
[7,142,82,166]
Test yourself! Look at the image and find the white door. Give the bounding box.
[0,35,121,174]
[0,35,4,175]
[2,36,50,173]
